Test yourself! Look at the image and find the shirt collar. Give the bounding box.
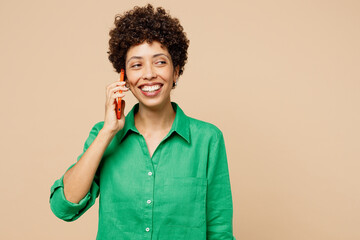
[115,102,190,144]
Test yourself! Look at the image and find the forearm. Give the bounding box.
[63,128,115,203]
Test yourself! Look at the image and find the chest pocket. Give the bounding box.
[163,177,207,228]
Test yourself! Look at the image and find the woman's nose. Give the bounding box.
[142,64,157,80]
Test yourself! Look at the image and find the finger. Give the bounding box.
[106,81,126,92]
[106,92,125,106]
[111,93,126,102]
[111,86,129,93]
[106,85,127,99]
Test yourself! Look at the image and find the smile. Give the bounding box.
[138,83,163,97]
[140,84,162,92]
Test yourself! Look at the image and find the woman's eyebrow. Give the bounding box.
[153,53,170,60]
[127,53,170,64]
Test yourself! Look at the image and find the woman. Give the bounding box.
[50,4,235,239]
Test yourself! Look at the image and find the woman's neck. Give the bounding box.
[134,101,176,134]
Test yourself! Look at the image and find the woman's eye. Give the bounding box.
[156,61,166,65]
[131,64,141,68]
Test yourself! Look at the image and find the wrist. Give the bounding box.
[99,127,117,139]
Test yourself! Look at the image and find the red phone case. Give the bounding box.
[116,69,125,119]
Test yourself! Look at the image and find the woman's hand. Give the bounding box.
[103,81,129,134]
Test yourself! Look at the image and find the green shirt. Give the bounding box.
[50,102,235,240]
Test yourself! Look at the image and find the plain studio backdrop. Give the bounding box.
[0,0,359,239]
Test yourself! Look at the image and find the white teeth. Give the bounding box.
[141,84,161,92]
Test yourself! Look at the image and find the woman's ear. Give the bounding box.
[174,65,180,80]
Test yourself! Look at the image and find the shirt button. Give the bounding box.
[147,200,152,204]
[146,227,150,232]
[148,172,153,176]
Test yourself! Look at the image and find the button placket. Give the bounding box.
[138,135,154,237]
[144,169,154,234]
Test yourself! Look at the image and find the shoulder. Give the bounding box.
[187,116,223,140]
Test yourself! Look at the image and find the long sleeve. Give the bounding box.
[206,131,236,240]
[49,123,101,222]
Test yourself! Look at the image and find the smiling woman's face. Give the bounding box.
[125,41,179,110]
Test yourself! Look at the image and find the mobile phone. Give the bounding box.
[116,69,125,119]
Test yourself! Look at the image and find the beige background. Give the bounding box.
[0,0,359,239]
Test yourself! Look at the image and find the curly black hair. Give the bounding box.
[107,4,189,77]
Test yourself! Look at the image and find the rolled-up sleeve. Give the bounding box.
[207,131,236,239]
[49,122,102,222]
